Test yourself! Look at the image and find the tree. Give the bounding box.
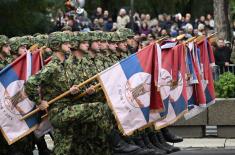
[0,0,64,37]
[213,0,231,40]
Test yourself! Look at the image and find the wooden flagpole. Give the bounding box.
[20,74,98,121]
[155,36,168,43]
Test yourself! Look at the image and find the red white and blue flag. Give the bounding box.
[98,43,164,135]
[155,43,188,129]
[0,51,42,145]
[184,42,207,120]
[197,39,216,106]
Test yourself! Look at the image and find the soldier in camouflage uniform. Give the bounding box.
[113,32,129,61]
[33,34,53,61]
[0,35,13,71]
[24,31,114,155]
[0,35,35,155]
[108,32,122,64]
[8,36,31,60]
[117,28,138,54]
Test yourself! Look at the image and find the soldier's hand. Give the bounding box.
[38,100,49,111]
[70,85,80,95]
[86,85,96,95]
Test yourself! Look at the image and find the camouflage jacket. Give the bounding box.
[24,55,76,110]
[0,55,13,70]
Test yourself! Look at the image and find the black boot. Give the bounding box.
[156,131,180,153]
[110,130,156,155]
[148,132,173,154]
[161,127,183,143]
[132,135,164,155]
[141,133,167,155]
[36,136,52,155]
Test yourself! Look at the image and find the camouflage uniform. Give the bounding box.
[0,35,13,70]
[33,34,52,60]
[116,28,133,59]
[108,32,121,65]
[25,32,114,155]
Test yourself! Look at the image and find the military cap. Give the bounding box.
[48,32,71,51]
[33,34,48,48]
[79,32,91,41]
[117,32,127,42]
[20,35,34,47]
[100,32,111,42]
[117,28,135,38]
[9,37,21,53]
[110,32,120,42]
[89,31,101,41]
[0,35,8,49]
[70,32,80,49]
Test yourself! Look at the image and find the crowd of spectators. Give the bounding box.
[53,6,215,38]
[52,6,235,70]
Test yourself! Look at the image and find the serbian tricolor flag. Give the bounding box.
[197,39,216,106]
[155,43,188,129]
[0,51,42,145]
[98,43,164,135]
[184,42,207,120]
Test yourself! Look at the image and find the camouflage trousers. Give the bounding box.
[49,102,115,155]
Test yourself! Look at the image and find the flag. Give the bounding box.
[155,43,188,129]
[184,42,207,120]
[98,43,164,135]
[0,51,42,145]
[197,39,216,106]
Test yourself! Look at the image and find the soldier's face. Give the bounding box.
[100,41,108,50]
[61,42,71,53]
[2,44,11,55]
[79,41,89,51]
[18,45,27,56]
[91,41,100,52]
[118,41,127,52]
[108,42,117,51]
[127,38,134,46]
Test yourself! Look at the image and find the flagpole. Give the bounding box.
[20,74,98,121]
[40,83,103,119]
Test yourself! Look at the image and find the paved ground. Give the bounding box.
[171,148,235,155]
[172,138,235,148]
[32,136,235,155]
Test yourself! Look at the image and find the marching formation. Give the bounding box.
[0,28,216,155]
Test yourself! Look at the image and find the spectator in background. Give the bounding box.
[117,8,130,28]
[205,14,214,30]
[145,14,151,26]
[165,15,173,31]
[126,16,140,34]
[214,38,231,73]
[140,13,146,24]
[198,16,206,25]
[91,18,101,30]
[139,22,151,35]
[103,10,109,23]
[198,23,205,35]
[133,12,141,27]
[111,22,118,31]
[230,39,235,64]
[91,7,103,22]
[185,23,193,38]
[158,14,166,29]
[104,17,113,31]
[160,29,168,37]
